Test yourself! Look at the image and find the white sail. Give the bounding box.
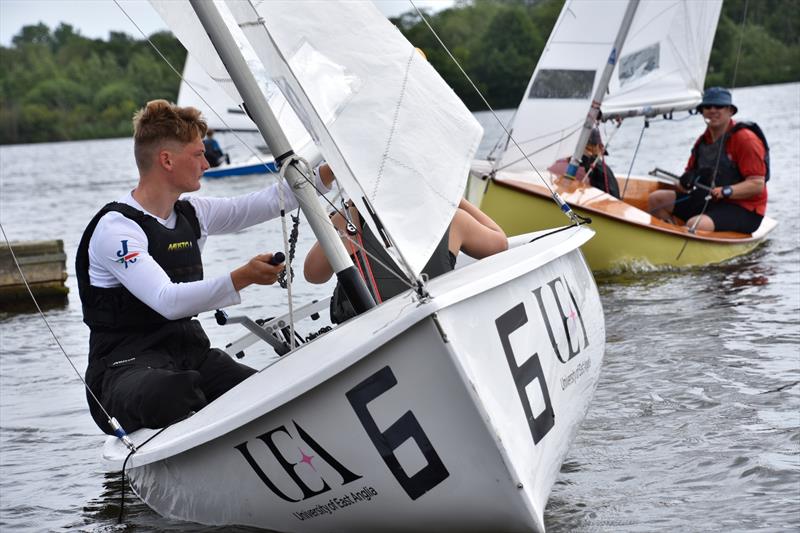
[152,1,312,154]
[227,0,483,278]
[498,1,631,173]
[602,0,722,119]
[500,0,721,174]
[177,54,257,132]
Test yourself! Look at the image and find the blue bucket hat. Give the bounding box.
[696,87,738,114]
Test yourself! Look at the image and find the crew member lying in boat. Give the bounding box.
[76,100,335,435]
[548,127,620,199]
[647,87,768,233]
[304,163,508,324]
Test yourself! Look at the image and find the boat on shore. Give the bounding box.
[468,0,776,272]
[100,1,606,531]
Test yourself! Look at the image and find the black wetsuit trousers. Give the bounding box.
[86,320,256,435]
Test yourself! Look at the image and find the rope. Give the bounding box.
[409,1,584,226]
[118,426,169,524]
[730,0,749,91]
[277,211,301,289]
[277,156,316,350]
[620,119,648,200]
[0,223,140,451]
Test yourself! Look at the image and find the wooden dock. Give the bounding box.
[0,239,69,302]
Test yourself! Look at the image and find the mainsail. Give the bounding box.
[152,0,482,279]
[228,1,483,278]
[500,0,722,174]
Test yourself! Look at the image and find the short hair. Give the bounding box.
[133,99,208,172]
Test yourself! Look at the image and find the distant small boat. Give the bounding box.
[202,154,277,178]
[469,0,776,271]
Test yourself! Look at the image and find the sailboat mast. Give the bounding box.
[188,0,376,316]
[564,0,640,180]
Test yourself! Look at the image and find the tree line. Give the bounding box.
[1,0,797,145]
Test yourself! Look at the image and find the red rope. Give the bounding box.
[354,231,383,303]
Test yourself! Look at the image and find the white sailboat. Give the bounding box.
[469,0,776,271]
[101,2,605,531]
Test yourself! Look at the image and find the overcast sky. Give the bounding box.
[0,0,452,45]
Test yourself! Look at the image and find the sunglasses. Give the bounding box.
[700,105,730,111]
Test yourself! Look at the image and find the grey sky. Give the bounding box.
[0,0,452,45]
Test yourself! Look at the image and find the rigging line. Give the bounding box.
[0,222,114,423]
[730,0,749,91]
[277,156,309,350]
[118,425,169,524]
[677,0,750,261]
[620,118,648,200]
[281,166,418,293]
[113,0,273,171]
[502,117,585,150]
[493,123,584,172]
[409,1,564,205]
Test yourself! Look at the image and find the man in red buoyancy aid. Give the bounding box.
[648,87,768,233]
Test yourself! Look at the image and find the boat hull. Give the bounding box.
[470,168,775,272]
[109,229,603,532]
[203,159,277,178]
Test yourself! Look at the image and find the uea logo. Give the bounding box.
[115,240,139,268]
[235,420,362,503]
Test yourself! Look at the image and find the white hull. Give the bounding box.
[104,227,604,532]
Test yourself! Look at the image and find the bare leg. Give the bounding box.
[648,190,677,222]
[685,214,715,232]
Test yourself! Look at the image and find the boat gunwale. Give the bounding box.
[103,226,595,469]
[479,169,776,244]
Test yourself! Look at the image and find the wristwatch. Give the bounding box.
[722,186,733,199]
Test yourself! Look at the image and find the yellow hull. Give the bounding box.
[472,173,775,272]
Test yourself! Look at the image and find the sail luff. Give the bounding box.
[564,0,640,180]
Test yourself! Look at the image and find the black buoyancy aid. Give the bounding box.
[690,121,770,186]
[330,212,455,324]
[76,200,203,332]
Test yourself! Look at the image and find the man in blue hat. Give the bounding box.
[648,86,768,233]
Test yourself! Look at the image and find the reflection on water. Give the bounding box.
[0,294,68,317]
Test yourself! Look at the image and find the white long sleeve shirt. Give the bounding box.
[88,176,328,320]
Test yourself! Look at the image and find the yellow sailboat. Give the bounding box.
[470,0,776,272]
[469,161,777,272]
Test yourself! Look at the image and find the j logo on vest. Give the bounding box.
[115,239,139,268]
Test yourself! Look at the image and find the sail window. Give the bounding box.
[528,69,595,99]
[619,43,660,86]
[279,40,362,141]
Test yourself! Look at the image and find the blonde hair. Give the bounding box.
[133,99,208,172]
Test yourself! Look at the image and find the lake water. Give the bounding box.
[1,82,798,532]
